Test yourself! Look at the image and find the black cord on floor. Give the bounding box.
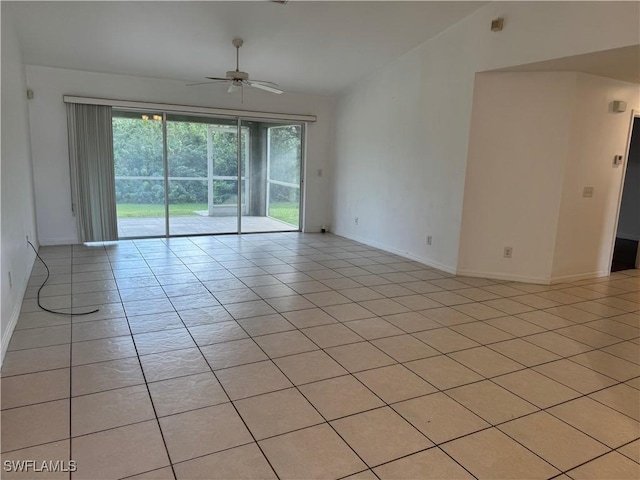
[27,240,99,316]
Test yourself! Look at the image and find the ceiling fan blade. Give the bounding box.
[186,80,228,86]
[205,76,231,81]
[249,79,280,87]
[247,81,283,94]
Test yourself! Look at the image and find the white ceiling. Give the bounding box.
[6,1,485,95]
[494,45,640,84]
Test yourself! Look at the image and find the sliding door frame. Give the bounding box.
[264,125,305,231]
[112,107,306,239]
[236,117,243,235]
[162,112,170,238]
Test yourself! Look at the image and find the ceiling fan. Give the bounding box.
[188,38,283,97]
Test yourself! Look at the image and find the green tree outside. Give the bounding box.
[113,116,301,225]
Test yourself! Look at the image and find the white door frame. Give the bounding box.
[207,125,250,217]
[608,110,640,273]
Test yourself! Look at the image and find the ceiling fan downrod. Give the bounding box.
[232,38,243,72]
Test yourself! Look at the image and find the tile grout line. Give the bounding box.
[6,351,639,462]
[137,239,284,480]
[250,304,482,477]
[105,242,179,480]
[11,283,639,362]
[69,244,74,480]
[4,365,637,433]
[186,242,638,476]
[3,318,638,415]
[7,235,639,478]
[176,238,385,478]
[15,265,639,332]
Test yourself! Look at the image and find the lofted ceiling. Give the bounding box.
[493,45,640,84]
[6,1,485,96]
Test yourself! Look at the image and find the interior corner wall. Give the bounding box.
[1,8,38,362]
[457,72,577,283]
[25,66,335,244]
[550,73,640,282]
[332,1,640,273]
[303,98,335,233]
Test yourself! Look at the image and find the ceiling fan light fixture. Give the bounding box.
[188,38,283,96]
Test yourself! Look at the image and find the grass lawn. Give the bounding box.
[268,203,299,227]
[117,202,299,227]
[117,203,206,217]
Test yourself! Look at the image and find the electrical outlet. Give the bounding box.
[354,217,359,226]
[426,235,432,246]
[504,246,513,258]
[583,186,594,198]
[8,271,12,289]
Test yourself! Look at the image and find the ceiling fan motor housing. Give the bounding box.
[189,37,281,94]
[227,70,249,80]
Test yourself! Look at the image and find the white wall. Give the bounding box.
[459,72,639,283]
[551,74,640,281]
[1,8,38,362]
[25,65,335,244]
[333,1,640,273]
[617,117,640,241]
[458,72,576,283]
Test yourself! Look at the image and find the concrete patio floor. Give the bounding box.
[117,215,298,238]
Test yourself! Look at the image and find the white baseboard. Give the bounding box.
[302,225,328,234]
[1,300,22,366]
[616,232,640,242]
[39,236,78,246]
[549,270,610,284]
[1,251,36,366]
[332,228,456,274]
[452,268,611,285]
[455,268,551,285]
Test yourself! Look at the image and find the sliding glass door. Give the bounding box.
[166,115,245,235]
[266,123,302,230]
[241,119,303,233]
[112,110,303,238]
[113,111,166,238]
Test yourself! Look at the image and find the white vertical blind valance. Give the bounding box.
[66,103,118,242]
[63,96,317,123]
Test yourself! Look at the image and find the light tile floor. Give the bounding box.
[1,233,639,479]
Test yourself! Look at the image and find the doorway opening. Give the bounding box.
[611,115,640,272]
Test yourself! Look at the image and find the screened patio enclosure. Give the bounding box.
[113,110,304,238]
